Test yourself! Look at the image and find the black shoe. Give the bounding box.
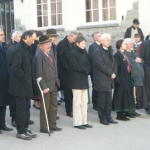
[27,129,37,138]
[0,126,13,131]
[0,130,2,134]
[57,100,63,103]
[16,133,32,140]
[56,116,60,120]
[11,120,16,127]
[125,112,136,118]
[29,120,34,125]
[67,112,73,117]
[40,129,53,134]
[132,111,141,117]
[33,104,40,109]
[116,115,130,121]
[107,119,118,124]
[57,102,61,105]
[93,107,98,111]
[83,124,93,128]
[50,127,62,131]
[61,98,65,102]
[74,125,86,129]
[100,120,109,125]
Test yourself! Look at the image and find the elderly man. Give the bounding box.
[34,35,62,134]
[125,38,149,116]
[88,31,101,111]
[0,29,13,134]
[93,33,118,125]
[124,19,144,41]
[57,31,78,117]
[6,30,22,127]
[9,30,37,140]
[140,38,150,114]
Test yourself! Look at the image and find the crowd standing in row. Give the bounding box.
[0,19,150,140]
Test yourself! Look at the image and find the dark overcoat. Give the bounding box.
[57,36,74,89]
[0,43,9,106]
[92,45,117,91]
[125,50,144,86]
[124,26,144,41]
[70,46,90,89]
[9,39,35,98]
[88,42,100,82]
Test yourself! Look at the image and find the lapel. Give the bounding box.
[41,50,55,70]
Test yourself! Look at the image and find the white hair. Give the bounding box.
[12,31,22,40]
[124,38,133,44]
[67,31,78,37]
[0,28,3,32]
[100,33,111,40]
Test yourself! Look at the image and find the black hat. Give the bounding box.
[133,19,140,25]
[46,29,59,37]
[39,35,51,44]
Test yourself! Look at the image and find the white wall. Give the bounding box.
[139,0,150,38]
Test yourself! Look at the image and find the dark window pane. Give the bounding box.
[51,15,56,25]
[57,2,62,13]
[57,14,62,25]
[42,0,47,3]
[102,9,108,21]
[43,16,48,26]
[37,0,41,4]
[110,8,116,20]
[93,0,98,9]
[37,16,42,27]
[86,11,92,22]
[85,0,91,10]
[37,5,42,15]
[43,4,48,15]
[93,10,99,21]
[51,3,56,14]
[110,0,115,7]
[102,0,108,8]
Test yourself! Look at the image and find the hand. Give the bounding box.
[111,73,116,79]
[43,88,50,94]
[135,57,142,63]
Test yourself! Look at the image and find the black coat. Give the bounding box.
[88,42,100,82]
[0,43,9,106]
[114,51,132,89]
[125,50,144,86]
[92,45,117,91]
[124,26,144,41]
[70,46,90,89]
[9,39,35,98]
[145,35,150,41]
[57,36,75,89]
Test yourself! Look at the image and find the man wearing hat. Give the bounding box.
[124,19,144,41]
[34,35,62,133]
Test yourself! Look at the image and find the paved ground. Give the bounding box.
[1,100,150,150]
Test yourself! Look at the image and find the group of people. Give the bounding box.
[0,18,150,140]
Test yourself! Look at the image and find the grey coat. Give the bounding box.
[125,50,144,86]
[33,49,60,92]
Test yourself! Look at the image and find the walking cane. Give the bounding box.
[36,77,50,136]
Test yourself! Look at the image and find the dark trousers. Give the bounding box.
[9,94,16,121]
[16,97,30,134]
[40,85,58,130]
[97,91,112,121]
[0,106,6,127]
[64,87,73,113]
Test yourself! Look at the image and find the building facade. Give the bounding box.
[0,0,149,47]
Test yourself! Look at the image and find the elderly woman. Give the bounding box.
[112,40,136,121]
[125,38,149,112]
[70,35,92,129]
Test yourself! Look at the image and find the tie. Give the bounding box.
[47,53,55,69]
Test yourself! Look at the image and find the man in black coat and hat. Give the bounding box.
[57,31,78,117]
[0,29,13,134]
[124,19,144,41]
[9,30,37,140]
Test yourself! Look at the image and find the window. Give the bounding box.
[36,0,62,27]
[85,0,116,23]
